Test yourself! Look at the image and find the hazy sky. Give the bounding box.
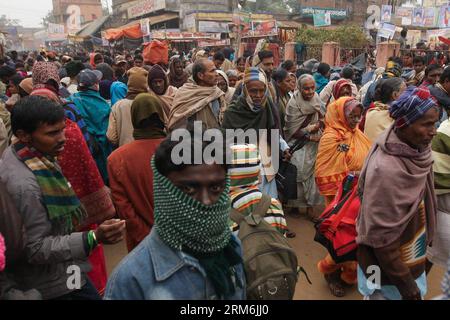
[0,0,53,28]
[0,0,112,28]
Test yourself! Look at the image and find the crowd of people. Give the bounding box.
[0,43,450,300]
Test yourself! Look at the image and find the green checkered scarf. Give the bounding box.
[14,142,87,234]
[151,158,243,297]
[151,158,232,253]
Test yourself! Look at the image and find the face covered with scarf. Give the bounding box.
[243,67,269,111]
[152,139,242,297]
[390,86,439,149]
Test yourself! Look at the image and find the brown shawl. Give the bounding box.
[356,124,437,248]
[167,79,225,130]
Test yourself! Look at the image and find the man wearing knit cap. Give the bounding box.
[107,67,149,147]
[147,65,178,123]
[357,86,439,300]
[168,59,225,131]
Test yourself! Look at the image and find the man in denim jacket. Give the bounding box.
[105,132,246,300]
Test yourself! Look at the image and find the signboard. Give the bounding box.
[381,5,392,23]
[183,13,196,30]
[378,22,396,40]
[198,21,229,33]
[141,18,151,36]
[48,23,65,35]
[313,13,331,27]
[151,31,221,40]
[232,12,251,34]
[300,7,347,20]
[407,29,422,46]
[48,23,66,40]
[439,5,450,28]
[396,7,413,26]
[412,7,424,27]
[251,20,278,36]
[128,0,166,20]
[66,5,81,35]
[423,7,436,28]
[197,39,231,47]
[427,28,450,41]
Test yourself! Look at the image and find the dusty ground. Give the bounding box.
[103,212,445,300]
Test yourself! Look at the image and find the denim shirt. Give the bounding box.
[104,229,246,300]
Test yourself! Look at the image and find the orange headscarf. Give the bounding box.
[315,97,371,196]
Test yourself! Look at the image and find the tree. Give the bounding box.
[0,15,20,28]
[240,0,300,14]
[41,10,55,28]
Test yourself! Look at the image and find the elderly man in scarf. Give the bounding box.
[168,59,226,131]
[108,93,166,252]
[147,65,178,124]
[357,86,439,300]
[222,67,291,199]
[107,67,149,147]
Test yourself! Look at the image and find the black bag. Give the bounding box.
[276,114,313,202]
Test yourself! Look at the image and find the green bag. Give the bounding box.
[231,194,302,300]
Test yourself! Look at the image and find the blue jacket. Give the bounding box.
[104,229,246,300]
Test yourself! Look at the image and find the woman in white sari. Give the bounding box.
[284,74,325,219]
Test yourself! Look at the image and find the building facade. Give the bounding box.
[52,0,104,26]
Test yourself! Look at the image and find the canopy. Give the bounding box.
[104,23,143,41]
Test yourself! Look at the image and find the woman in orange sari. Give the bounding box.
[314,96,371,297]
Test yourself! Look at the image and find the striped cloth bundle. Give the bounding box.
[432,119,450,195]
[229,144,287,235]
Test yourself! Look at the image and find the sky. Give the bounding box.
[0,0,112,28]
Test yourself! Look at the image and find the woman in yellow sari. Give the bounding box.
[314,96,371,297]
[315,97,371,205]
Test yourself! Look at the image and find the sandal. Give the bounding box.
[324,272,345,297]
[286,229,296,238]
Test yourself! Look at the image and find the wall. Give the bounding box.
[52,0,103,25]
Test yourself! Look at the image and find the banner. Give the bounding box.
[300,7,347,20]
[232,12,251,34]
[396,7,413,26]
[128,0,166,19]
[140,18,150,36]
[313,12,331,27]
[197,39,231,47]
[198,21,229,33]
[377,22,396,40]
[413,7,424,27]
[407,30,422,46]
[381,5,392,23]
[439,5,450,28]
[423,7,436,27]
[251,20,278,36]
[48,23,65,35]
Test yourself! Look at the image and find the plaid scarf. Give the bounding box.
[14,143,87,234]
